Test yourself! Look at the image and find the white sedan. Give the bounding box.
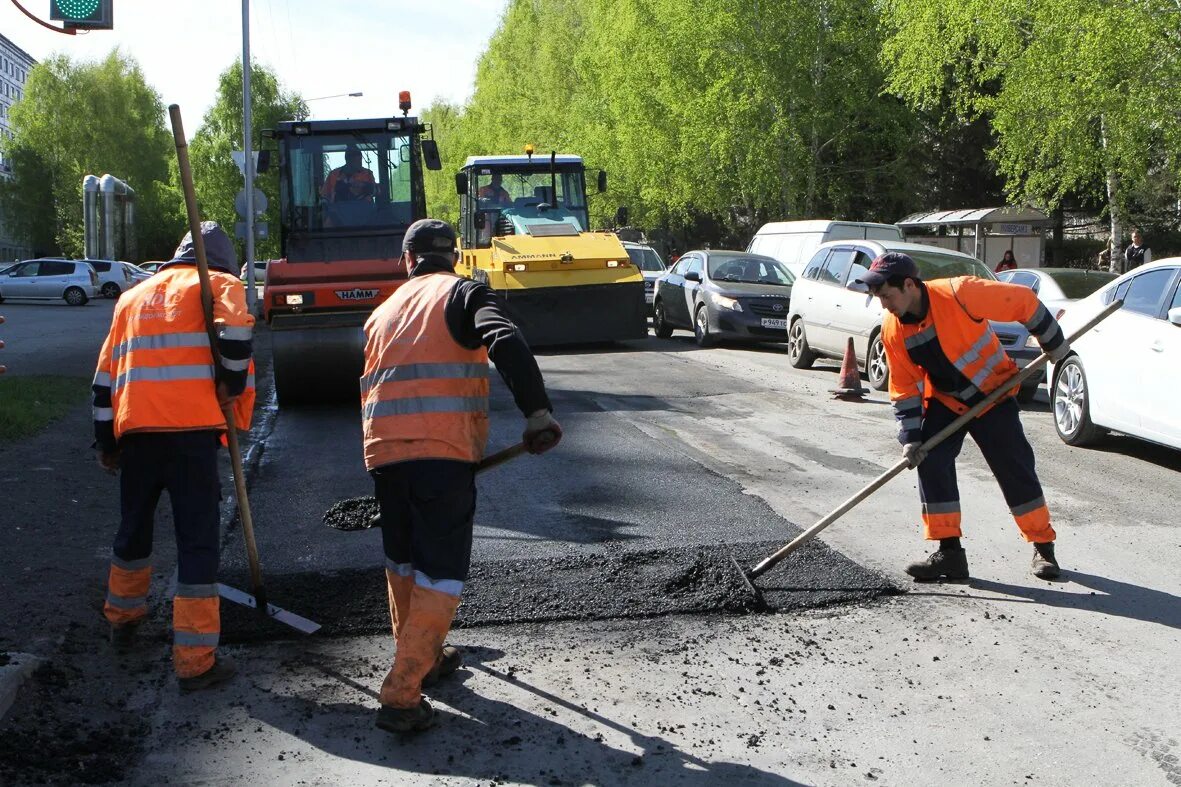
[1049,258,1181,450]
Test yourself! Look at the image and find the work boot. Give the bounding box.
[178,655,237,693]
[1031,542,1061,580]
[421,645,463,688]
[375,698,435,734]
[109,620,142,653]
[905,548,969,581]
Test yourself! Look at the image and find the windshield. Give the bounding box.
[626,247,665,272]
[708,254,795,286]
[1047,269,1118,299]
[284,131,415,232]
[909,250,995,281]
[474,165,588,233]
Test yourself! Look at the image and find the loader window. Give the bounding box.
[284,131,416,232]
[475,166,589,232]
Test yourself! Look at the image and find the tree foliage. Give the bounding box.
[0,51,181,259]
[187,60,305,262]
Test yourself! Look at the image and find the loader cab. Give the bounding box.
[457,155,591,250]
[265,117,437,263]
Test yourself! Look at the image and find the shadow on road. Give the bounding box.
[246,646,804,786]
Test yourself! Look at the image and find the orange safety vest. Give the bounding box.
[361,272,490,470]
[94,266,256,438]
[322,166,376,201]
[883,276,1046,419]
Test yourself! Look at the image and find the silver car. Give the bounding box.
[622,242,667,313]
[0,259,100,306]
[88,259,147,298]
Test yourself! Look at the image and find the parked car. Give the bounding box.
[786,240,1042,397]
[0,259,99,306]
[622,241,668,313]
[996,268,1118,319]
[241,260,268,281]
[138,261,167,274]
[87,259,147,298]
[1048,258,1181,450]
[652,250,795,346]
[747,220,904,276]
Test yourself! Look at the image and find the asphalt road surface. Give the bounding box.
[0,298,114,377]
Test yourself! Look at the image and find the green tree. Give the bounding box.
[0,50,182,259]
[187,60,305,262]
[881,0,1181,267]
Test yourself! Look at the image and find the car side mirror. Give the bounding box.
[421,140,442,171]
[845,280,868,294]
[684,271,701,283]
[1169,307,1181,326]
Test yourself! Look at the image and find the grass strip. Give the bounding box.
[0,375,90,440]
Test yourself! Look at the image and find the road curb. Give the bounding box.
[0,652,44,721]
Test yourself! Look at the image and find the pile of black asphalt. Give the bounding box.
[220,537,897,643]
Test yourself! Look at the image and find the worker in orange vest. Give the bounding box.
[361,218,561,733]
[321,144,376,203]
[93,221,255,691]
[856,253,1071,581]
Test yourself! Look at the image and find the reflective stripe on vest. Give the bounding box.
[361,273,490,469]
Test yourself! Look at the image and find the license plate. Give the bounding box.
[760,318,787,330]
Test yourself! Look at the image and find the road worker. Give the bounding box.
[856,252,1070,581]
[361,218,561,733]
[321,144,376,203]
[93,221,255,691]
[477,171,512,206]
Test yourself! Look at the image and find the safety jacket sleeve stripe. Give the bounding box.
[362,362,491,393]
[1010,496,1047,517]
[883,320,927,446]
[176,583,219,598]
[218,325,254,341]
[173,631,220,648]
[385,559,414,577]
[219,355,251,372]
[363,395,489,420]
[1033,320,1065,352]
[112,364,215,391]
[899,416,923,431]
[93,406,114,421]
[113,331,210,361]
[1024,303,1051,332]
[112,554,153,571]
[105,592,148,609]
[93,370,112,387]
[413,570,463,597]
[894,395,922,412]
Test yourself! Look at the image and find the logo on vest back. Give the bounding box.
[336,288,379,301]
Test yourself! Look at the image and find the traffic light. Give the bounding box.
[49,0,113,30]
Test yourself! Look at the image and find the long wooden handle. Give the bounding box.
[168,104,266,610]
[747,298,1124,581]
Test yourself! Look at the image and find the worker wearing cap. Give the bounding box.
[322,145,376,203]
[856,252,1070,581]
[93,221,255,691]
[361,218,561,733]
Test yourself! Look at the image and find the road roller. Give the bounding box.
[261,93,441,405]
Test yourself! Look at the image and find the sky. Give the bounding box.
[1,0,510,122]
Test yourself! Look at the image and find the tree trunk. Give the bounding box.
[1100,117,1123,274]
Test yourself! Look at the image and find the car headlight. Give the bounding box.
[713,295,742,312]
[1024,335,1040,349]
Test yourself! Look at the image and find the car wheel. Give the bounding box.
[866,331,889,390]
[652,299,673,338]
[101,282,121,299]
[693,305,713,348]
[787,318,815,369]
[64,287,88,306]
[1053,356,1104,446]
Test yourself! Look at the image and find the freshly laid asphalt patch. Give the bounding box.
[322,496,379,531]
[220,539,897,643]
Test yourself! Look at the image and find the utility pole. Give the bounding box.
[242,0,256,311]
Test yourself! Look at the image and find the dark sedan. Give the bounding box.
[652,250,795,346]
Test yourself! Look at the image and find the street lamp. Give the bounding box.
[305,91,363,102]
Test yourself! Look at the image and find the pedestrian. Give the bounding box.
[361,218,562,734]
[93,221,255,691]
[1124,229,1151,272]
[855,252,1071,581]
[1098,241,1112,272]
[994,249,1018,273]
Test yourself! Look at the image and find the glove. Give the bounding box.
[523,409,563,455]
[902,441,926,469]
[1046,339,1071,363]
[98,450,121,475]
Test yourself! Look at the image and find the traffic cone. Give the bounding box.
[831,336,868,400]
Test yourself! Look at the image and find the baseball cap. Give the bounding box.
[402,219,457,256]
[855,252,920,288]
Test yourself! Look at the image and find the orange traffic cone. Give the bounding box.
[831,336,868,400]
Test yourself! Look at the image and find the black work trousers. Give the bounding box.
[114,431,222,585]
[371,459,476,586]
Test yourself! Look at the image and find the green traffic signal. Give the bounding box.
[53,0,100,18]
[49,0,112,29]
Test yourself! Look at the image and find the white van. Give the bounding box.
[746,220,904,276]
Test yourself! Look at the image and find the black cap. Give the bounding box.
[856,252,920,288]
[402,219,457,257]
[171,221,236,274]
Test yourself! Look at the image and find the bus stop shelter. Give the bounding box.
[897,207,1049,268]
